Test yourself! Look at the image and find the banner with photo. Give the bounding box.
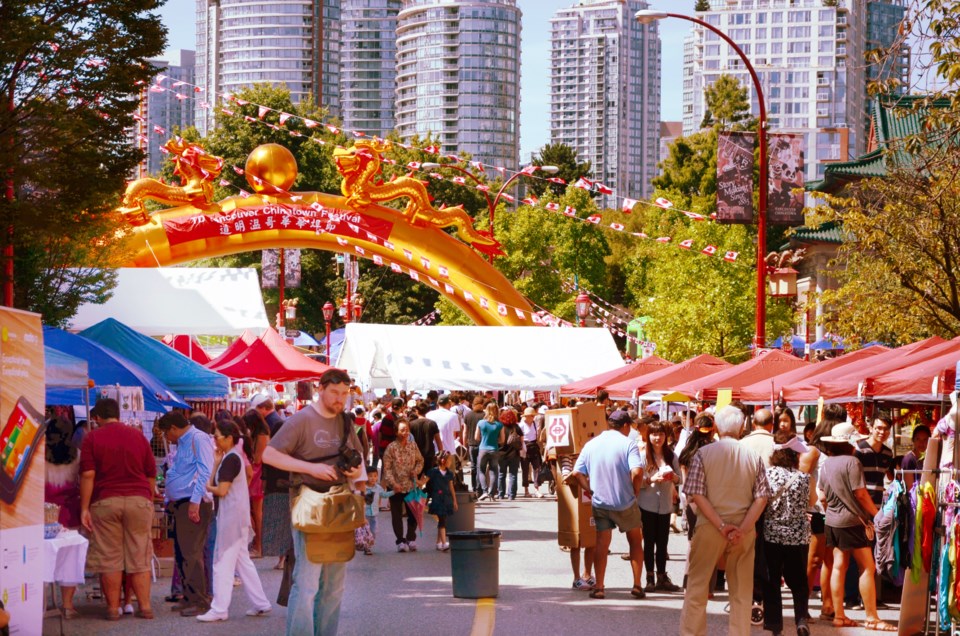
[261,249,302,289]
[767,133,806,226]
[716,131,755,224]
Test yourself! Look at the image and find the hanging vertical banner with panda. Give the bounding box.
[767,134,806,226]
[716,131,756,224]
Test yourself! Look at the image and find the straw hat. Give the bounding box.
[820,422,863,446]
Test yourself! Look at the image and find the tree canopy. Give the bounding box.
[0,0,166,323]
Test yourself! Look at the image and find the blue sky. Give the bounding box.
[157,0,690,161]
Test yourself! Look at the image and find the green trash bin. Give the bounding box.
[446,490,476,533]
[448,530,501,598]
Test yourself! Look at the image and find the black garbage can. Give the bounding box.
[446,490,476,533]
[448,530,501,598]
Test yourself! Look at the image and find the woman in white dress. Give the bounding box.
[196,420,272,622]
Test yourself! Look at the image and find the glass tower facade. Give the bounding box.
[549,0,661,202]
[395,0,521,170]
[341,0,401,136]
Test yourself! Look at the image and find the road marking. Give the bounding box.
[469,597,496,636]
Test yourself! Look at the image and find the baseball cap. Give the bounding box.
[538,405,549,414]
[250,394,271,409]
[608,410,633,428]
[406,399,418,408]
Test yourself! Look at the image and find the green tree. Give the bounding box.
[527,143,592,198]
[700,75,753,130]
[694,0,711,11]
[0,0,166,321]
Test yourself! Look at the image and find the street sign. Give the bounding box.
[285,329,301,338]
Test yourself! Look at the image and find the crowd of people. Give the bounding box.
[41,376,919,636]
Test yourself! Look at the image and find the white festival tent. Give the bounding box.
[68,268,270,336]
[337,323,624,391]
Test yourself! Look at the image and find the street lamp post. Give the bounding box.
[421,162,559,264]
[322,301,334,364]
[575,292,592,328]
[636,10,769,352]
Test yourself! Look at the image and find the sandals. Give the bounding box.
[832,617,858,628]
[589,588,605,599]
[630,585,646,599]
[864,619,897,632]
[136,608,155,620]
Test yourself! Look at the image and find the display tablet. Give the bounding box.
[0,396,45,504]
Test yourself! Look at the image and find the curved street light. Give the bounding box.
[421,161,559,263]
[636,9,769,352]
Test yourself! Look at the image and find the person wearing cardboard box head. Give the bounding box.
[262,368,366,636]
[567,409,646,600]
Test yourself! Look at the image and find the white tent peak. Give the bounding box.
[68,268,269,336]
[338,323,623,391]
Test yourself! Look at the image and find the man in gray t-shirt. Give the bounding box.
[263,369,366,636]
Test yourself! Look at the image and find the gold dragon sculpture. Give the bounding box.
[117,138,224,226]
[334,139,503,256]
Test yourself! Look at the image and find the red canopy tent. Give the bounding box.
[605,354,731,400]
[739,346,889,405]
[208,328,331,382]
[818,337,960,403]
[779,336,947,405]
[162,334,213,365]
[560,355,672,398]
[670,349,809,402]
[864,346,960,403]
[206,329,258,369]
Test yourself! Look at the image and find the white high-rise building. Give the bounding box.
[341,0,401,136]
[196,0,342,135]
[682,0,907,181]
[395,0,521,170]
[549,0,661,203]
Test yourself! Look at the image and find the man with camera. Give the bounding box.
[263,368,367,636]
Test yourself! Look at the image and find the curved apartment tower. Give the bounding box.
[196,0,341,134]
[341,0,402,136]
[395,0,521,170]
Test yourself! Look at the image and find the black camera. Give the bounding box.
[336,447,363,474]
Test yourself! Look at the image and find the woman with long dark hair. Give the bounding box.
[762,430,816,636]
[44,416,83,619]
[638,420,682,592]
[196,420,271,622]
[240,409,270,558]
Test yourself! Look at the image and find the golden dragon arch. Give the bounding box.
[115,141,532,327]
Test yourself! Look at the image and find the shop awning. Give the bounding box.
[559,356,672,398]
[670,349,809,402]
[605,353,731,400]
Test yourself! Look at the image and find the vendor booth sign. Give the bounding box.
[0,307,46,635]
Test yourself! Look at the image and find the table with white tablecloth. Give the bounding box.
[43,530,88,585]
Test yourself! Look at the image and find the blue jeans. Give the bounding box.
[287,528,348,636]
[477,449,500,496]
[498,453,520,499]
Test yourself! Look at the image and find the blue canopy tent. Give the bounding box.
[80,318,229,399]
[322,328,346,364]
[770,335,807,356]
[292,331,321,348]
[44,326,188,412]
[809,336,845,351]
[45,346,89,406]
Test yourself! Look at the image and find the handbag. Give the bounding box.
[290,483,365,534]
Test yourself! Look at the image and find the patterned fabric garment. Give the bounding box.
[381,440,424,494]
[762,466,811,545]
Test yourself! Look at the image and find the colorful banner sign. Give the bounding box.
[767,133,806,226]
[0,307,46,636]
[162,205,394,248]
[716,131,756,224]
[262,249,302,289]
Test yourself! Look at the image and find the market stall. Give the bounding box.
[668,349,808,403]
[162,334,213,365]
[604,353,730,401]
[559,355,672,398]
[208,327,331,383]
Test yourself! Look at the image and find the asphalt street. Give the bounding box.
[45,493,903,636]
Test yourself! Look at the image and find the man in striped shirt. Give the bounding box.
[855,416,894,507]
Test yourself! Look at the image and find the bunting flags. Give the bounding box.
[622,198,638,213]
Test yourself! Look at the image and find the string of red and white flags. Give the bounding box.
[133,74,740,267]
[410,309,440,326]
[557,278,657,350]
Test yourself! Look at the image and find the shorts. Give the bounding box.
[824,524,871,551]
[593,504,643,533]
[810,511,826,535]
[86,495,154,574]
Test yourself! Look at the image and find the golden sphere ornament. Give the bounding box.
[245,144,298,193]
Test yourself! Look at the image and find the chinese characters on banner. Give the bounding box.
[162,204,394,249]
[716,131,756,224]
[767,133,806,226]
[261,249,302,289]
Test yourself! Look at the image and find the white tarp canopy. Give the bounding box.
[69,268,269,336]
[337,323,624,391]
